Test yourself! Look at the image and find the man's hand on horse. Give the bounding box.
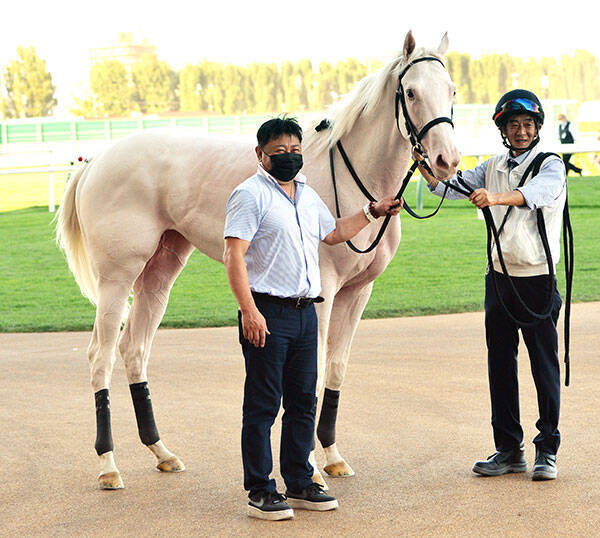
[371,196,404,217]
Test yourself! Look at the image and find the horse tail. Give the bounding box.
[55,161,98,305]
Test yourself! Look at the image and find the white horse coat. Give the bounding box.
[57,31,460,489]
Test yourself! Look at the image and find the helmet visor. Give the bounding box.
[494,98,541,122]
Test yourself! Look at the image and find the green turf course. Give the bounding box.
[0,171,69,212]
[1,177,598,332]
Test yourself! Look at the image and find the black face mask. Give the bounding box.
[265,152,303,182]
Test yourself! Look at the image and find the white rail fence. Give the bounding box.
[1,142,599,213]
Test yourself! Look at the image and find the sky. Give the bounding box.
[1,0,598,114]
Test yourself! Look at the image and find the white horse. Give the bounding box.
[56,31,459,490]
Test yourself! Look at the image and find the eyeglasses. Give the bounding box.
[494,98,541,122]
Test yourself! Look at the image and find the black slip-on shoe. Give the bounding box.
[473,443,527,476]
[285,482,339,511]
[247,491,294,520]
[532,450,557,481]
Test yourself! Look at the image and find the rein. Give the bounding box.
[441,154,574,386]
[316,55,454,254]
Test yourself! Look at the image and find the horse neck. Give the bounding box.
[335,90,412,200]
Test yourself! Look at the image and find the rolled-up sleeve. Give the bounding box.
[517,158,566,209]
[224,188,261,241]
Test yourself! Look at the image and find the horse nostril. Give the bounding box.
[436,154,449,170]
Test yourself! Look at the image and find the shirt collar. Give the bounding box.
[504,149,531,168]
[257,164,306,185]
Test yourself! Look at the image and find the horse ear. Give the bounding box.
[403,30,416,60]
[438,32,449,56]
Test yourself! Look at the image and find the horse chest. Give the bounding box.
[331,244,395,290]
[362,250,394,280]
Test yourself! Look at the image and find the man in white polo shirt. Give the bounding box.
[223,116,401,520]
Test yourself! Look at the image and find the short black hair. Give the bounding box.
[257,115,303,148]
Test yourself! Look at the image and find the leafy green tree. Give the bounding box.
[296,59,314,110]
[131,54,177,114]
[1,46,57,118]
[336,58,368,96]
[281,61,301,112]
[567,50,600,101]
[315,61,338,109]
[90,60,132,116]
[70,91,97,118]
[446,52,473,103]
[250,63,281,112]
[179,64,203,112]
[222,65,247,114]
[199,61,225,113]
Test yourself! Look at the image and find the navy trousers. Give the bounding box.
[484,271,562,455]
[239,294,317,496]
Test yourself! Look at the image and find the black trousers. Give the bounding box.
[484,271,562,455]
[239,294,318,496]
[562,153,582,175]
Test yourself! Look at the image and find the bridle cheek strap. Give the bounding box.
[394,56,454,151]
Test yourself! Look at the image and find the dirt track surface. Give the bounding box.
[1,303,599,537]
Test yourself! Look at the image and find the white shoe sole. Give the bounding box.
[286,498,339,511]
[247,505,294,520]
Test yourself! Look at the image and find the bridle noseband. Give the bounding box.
[394,56,454,155]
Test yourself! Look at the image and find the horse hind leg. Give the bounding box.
[89,277,138,490]
[118,230,194,473]
[319,281,374,478]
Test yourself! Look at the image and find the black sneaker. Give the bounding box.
[473,443,527,476]
[247,491,294,520]
[285,482,339,511]
[532,449,557,481]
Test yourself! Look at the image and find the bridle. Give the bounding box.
[394,56,454,157]
[317,55,455,254]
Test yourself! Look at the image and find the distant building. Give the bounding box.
[90,32,157,69]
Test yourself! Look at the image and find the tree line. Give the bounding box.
[2,46,600,119]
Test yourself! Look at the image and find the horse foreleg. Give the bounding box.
[309,294,335,490]
[118,231,193,474]
[320,281,373,478]
[89,278,134,490]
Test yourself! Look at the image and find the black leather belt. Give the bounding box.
[252,292,324,309]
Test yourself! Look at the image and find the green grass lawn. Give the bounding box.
[0,171,70,212]
[1,177,598,332]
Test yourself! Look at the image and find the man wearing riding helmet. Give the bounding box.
[418,89,566,481]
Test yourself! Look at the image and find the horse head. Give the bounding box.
[396,31,461,180]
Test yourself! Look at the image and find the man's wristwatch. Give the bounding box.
[363,201,378,223]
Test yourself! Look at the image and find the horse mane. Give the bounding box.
[306,45,443,154]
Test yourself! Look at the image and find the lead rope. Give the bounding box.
[442,160,573,386]
[329,142,448,253]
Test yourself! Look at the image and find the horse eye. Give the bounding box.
[406,89,415,99]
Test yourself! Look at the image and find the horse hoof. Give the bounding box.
[156,456,186,473]
[312,472,329,491]
[98,472,124,490]
[324,460,355,477]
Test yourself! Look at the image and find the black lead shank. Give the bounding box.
[442,155,573,386]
